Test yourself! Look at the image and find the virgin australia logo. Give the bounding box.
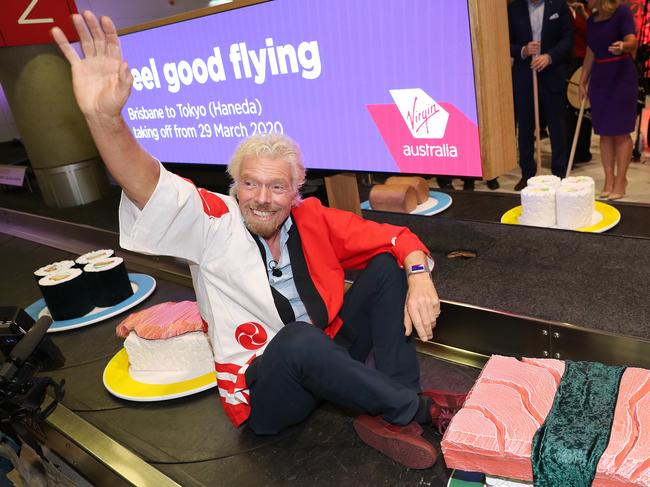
[389,88,449,139]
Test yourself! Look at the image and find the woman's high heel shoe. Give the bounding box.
[599,183,613,199]
[608,182,627,201]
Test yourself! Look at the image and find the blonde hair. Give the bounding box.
[595,0,619,16]
[227,133,306,205]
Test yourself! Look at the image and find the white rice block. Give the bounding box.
[527,175,561,189]
[562,176,595,204]
[34,260,75,277]
[556,185,593,229]
[520,186,556,227]
[124,331,214,377]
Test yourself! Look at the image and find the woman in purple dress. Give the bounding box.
[579,0,637,200]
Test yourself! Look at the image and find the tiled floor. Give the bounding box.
[470,134,650,204]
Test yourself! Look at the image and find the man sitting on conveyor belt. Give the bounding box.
[52,12,466,470]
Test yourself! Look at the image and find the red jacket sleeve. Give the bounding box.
[300,198,430,270]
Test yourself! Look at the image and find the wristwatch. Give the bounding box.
[406,263,431,277]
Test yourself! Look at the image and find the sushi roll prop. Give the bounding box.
[33,260,76,282]
[75,249,114,267]
[84,257,134,308]
[38,268,94,320]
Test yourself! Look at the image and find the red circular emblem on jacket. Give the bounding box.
[235,322,268,350]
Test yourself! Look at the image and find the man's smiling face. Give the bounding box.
[236,156,296,239]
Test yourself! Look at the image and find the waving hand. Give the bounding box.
[50,11,159,210]
[51,12,132,119]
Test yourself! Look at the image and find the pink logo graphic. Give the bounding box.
[235,322,268,350]
[367,97,482,177]
[389,88,449,139]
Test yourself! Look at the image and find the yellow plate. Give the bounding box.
[501,201,620,233]
[103,348,217,401]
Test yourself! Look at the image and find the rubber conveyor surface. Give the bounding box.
[3,234,478,486]
[364,210,650,340]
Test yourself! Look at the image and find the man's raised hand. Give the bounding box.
[51,11,159,210]
[51,12,132,119]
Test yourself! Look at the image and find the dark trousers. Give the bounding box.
[565,105,592,162]
[246,254,421,435]
[516,84,568,179]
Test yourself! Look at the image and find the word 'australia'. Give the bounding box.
[403,144,458,158]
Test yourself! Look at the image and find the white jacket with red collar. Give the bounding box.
[119,164,430,426]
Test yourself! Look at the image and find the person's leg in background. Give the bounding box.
[576,111,593,163]
[486,178,500,190]
[542,88,568,178]
[514,83,536,189]
[462,179,475,190]
[435,177,454,190]
[599,135,616,198]
[610,133,632,200]
[435,177,475,191]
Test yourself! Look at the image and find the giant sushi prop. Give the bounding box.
[35,250,134,320]
[441,355,650,486]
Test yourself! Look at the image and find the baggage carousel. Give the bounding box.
[1,212,478,486]
[2,202,650,486]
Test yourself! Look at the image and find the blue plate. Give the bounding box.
[26,273,156,333]
[361,190,452,216]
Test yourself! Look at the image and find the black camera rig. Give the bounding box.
[0,307,65,455]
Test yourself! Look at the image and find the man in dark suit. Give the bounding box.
[509,0,573,190]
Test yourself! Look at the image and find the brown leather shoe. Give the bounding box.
[514,178,528,191]
[420,389,467,435]
[353,415,437,469]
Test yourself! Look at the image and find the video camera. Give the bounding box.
[0,307,65,445]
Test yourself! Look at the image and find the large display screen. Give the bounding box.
[120,0,482,176]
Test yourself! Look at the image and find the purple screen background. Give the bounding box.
[120,0,480,175]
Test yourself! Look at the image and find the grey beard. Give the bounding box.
[243,217,281,239]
